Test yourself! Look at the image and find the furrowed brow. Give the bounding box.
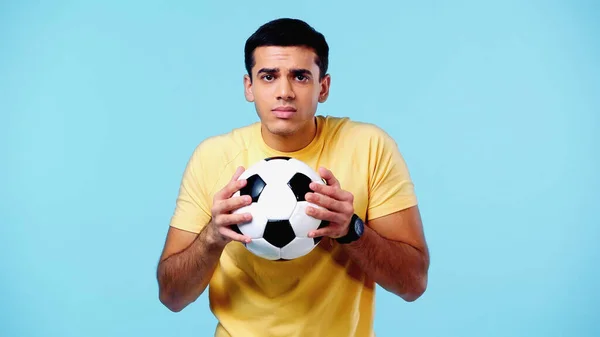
[257,68,279,75]
[290,68,312,77]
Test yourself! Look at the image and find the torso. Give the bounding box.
[201,116,381,337]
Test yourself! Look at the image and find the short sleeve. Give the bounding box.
[168,142,213,234]
[366,126,418,221]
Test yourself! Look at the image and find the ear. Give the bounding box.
[243,74,254,102]
[318,74,331,103]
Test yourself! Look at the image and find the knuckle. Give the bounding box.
[236,179,246,189]
[344,204,354,215]
[213,200,225,212]
[240,195,251,205]
[322,195,331,205]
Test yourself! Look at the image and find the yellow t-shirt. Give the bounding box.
[169,115,418,337]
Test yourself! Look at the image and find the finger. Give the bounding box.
[305,205,345,224]
[214,212,253,227]
[318,167,340,188]
[215,173,247,200]
[308,183,352,202]
[230,166,245,182]
[219,226,252,243]
[215,195,253,214]
[305,192,346,213]
[308,224,343,239]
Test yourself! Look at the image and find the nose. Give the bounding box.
[276,78,295,101]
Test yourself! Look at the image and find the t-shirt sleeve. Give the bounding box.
[168,141,213,234]
[366,126,418,221]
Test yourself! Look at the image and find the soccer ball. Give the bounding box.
[230,156,330,261]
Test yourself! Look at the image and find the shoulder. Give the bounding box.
[320,115,398,149]
[192,122,258,160]
[185,122,258,181]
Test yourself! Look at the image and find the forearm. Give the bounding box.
[157,225,225,312]
[342,225,429,301]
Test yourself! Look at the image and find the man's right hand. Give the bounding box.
[206,166,253,247]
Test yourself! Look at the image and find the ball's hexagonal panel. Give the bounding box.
[257,182,297,220]
[280,237,318,260]
[263,220,296,248]
[287,173,312,202]
[238,174,266,203]
[258,158,297,186]
[237,159,268,180]
[232,203,268,239]
[288,158,325,185]
[246,238,280,261]
[288,201,323,237]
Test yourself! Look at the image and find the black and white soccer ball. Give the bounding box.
[230,156,330,261]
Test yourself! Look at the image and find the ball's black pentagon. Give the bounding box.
[263,220,296,248]
[313,220,330,245]
[239,174,266,203]
[287,172,312,202]
[264,156,291,161]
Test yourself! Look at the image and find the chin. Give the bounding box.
[265,121,299,137]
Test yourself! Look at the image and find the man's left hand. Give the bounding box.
[305,167,355,239]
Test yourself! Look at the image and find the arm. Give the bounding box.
[341,205,429,302]
[306,125,429,301]
[157,164,253,312]
[306,170,429,302]
[156,225,226,312]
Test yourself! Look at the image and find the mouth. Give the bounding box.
[272,106,297,119]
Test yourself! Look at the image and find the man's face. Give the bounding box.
[244,46,330,139]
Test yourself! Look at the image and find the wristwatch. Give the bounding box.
[336,214,365,244]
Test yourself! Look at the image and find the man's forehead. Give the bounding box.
[253,46,318,68]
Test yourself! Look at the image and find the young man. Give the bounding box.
[157,18,430,337]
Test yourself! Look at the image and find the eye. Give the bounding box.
[262,75,274,81]
[296,75,308,82]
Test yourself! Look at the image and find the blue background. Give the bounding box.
[1,0,598,336]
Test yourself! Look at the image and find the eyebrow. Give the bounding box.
[257,68,313,77]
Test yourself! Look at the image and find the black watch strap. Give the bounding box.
[336,214,364,244]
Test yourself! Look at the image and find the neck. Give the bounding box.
[262,118,317,152]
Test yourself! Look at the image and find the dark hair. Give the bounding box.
[244,18,329,80]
